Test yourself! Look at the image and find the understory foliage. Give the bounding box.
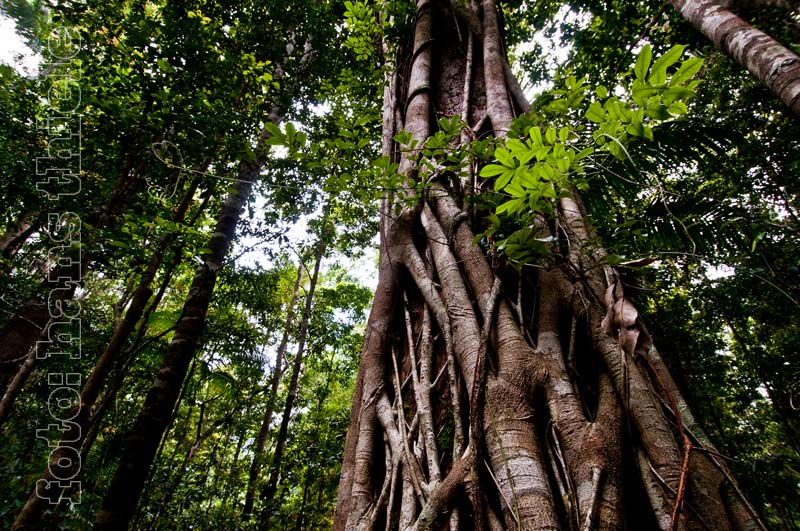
[0,0,797,529]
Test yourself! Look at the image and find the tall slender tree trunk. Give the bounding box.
[93,110,280,530]
[147,410,234,530]
[0,309,53,426]
[669,0,800,115]
[242,261,304,520]
[0,94,157,386]
[9,168,208,528]
[0,171,143,405]
[334,1,763,529]
[259,220,328,528]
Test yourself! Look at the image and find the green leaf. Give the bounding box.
[646,104,670,120]
[626,121,645,137]
[496,198,523,215]
[634,44,652,80]
[649,44,686,85]
[586,101,605,123]
[668,101,688,115]
[596,85,608,99]
[529,126,543,146]
[264,121,283,138]
[506,180,525,198]
[632,85,664,102]
[393,130,412,145]
[479,163,506,178]
[670,56,703,86]
[493,169,514,191]
[495,147,514,167]
[506,138,527,154]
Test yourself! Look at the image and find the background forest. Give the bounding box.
[0,0,797,529]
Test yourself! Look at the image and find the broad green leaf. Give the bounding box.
[670,56,703,86]
[533,146,551,161]
[626,121,645,137]
[649,44,686,85]
[668,101,688,115]
[497,198,523,215]
[506,138,527,154]
[507,139,534,164]
[264,122,283,138]
[586,101,605,123]
[494,169,514,191]
[634,44,652,80]
[646,104,670,120]
[495,147,514,167]
[506,180,525,198]
[393,130,412,145]
[529,126,543,146]
[519,168,538,188]
[663,86,693,104]
[632,85,664,101]
[480,164,506,177]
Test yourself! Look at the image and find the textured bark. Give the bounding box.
[242,261,304,520]
[669,0,800,115]
[725,0,799,12]
[93,111,280,529]
[333,0,762,529]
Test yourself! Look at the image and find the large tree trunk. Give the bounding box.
[0,218,38,265]
[668,0,800,115]
[93,110,280,530]
[333,1,764,530]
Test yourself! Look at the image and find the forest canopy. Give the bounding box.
[0,0,798,529]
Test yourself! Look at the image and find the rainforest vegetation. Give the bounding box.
[0,0,798,529]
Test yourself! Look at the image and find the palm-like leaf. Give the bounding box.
[580,119,755,261]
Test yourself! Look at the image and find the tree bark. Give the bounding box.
[333,1,763,529]
[93,110,280,530]
[669,0,800,115]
